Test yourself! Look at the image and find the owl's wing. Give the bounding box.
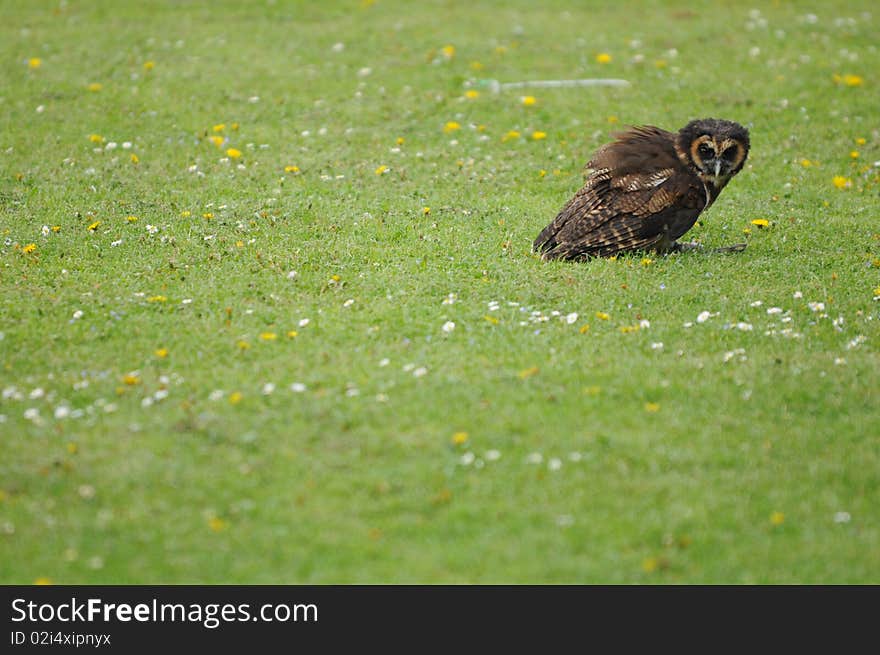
[533,167,706,260]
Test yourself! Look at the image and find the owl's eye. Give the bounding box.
[721,146,739,161]
[697,143,714,158]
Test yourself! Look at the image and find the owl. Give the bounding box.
[533,118,750,260]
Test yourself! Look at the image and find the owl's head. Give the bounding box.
[677,118,750,187]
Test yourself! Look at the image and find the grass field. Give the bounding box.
[1,0,878,583]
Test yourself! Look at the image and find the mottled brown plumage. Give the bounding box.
[534,118,750,260]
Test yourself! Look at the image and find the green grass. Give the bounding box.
[1,0,878,583]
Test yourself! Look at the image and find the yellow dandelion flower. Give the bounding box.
[89,134,104,144]
[441,44,455,59]
[236,340,250,351]
[147,295,167,303]
[595,53,612,64]
[28,57,42,69]
[521,95,536,106]
[502,130,521,142]
[832,175,852,189]
[331,274,341,282]
[213,123,226,133]
[208,517,228,532]
[122,374,141,386]
[228,392,242,405]
[595,311,610,321]
[842,74,863,87]
[484,314,499,325]
[800,158,813,167]
[579,324,590,334]
[395,136,405,146]
[531,131,547,140]
[872,286,880,298]
[203,213,214,219]
[154,348,168,359]
[130,153,139,164]
[226,148,242,159]
[422,207,431,215]
[443,121,461,134]
[126,215,138,222]
[51,225,60,232]
[284,165,300,173]
[375,164,389,175]
[259,332,277,341]
[22,243,36,254]
[743,227,752,236]
[850,151,859,159]
[143,60,155,72]
[465,89,480,100]
[518,366,539,380]
[641,257,653,266]
[235,240,244,248]
[286,330,298,338]
[452,431,469,445]
[644,402,661,413]
[770,511,785,526]
[179,211,190,218]
[87,220,101,231]
[642,557,658,573]
[34,577,52,585]
[751,219,770,228]
[231,122,239,131]
[855,137,866,146]
[208,135,224,148]
[539,169,547,178]
[87,82,102,92]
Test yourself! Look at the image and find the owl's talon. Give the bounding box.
[670,240,702,253]
[713,242,747,253]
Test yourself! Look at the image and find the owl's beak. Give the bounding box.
[714,160,721,177]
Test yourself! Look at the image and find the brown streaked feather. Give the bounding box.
[612,168,674,192]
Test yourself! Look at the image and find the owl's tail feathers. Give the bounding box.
[533,223,559,257]
[533,233,596,261]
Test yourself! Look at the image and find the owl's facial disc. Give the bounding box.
[692,135,743,186]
